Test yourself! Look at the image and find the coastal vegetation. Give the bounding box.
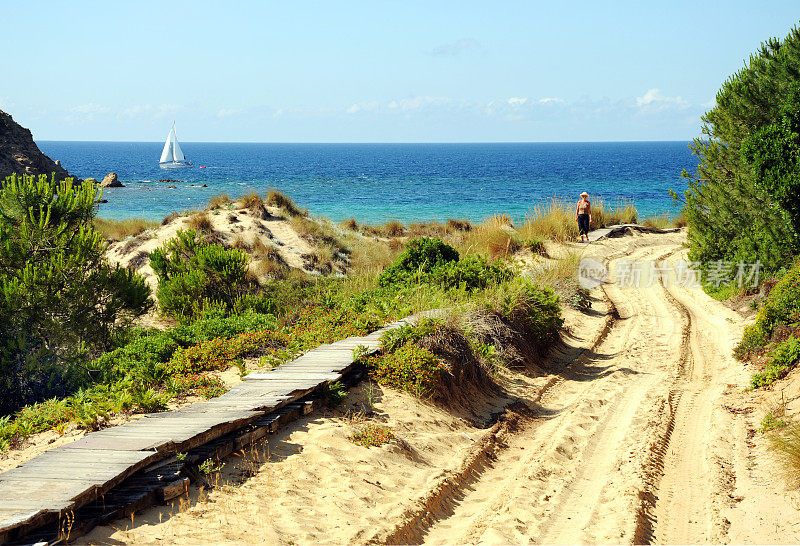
[680,25,800,277]
[0,174,151,415]
[699,25,800,483]
[0,183,570,452]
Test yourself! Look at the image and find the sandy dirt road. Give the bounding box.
[413,232,794,545]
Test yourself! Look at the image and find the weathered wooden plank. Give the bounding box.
[0,468,129,481]
[65,435,171,452]
[0,313,432,539]
[244,372,341,381]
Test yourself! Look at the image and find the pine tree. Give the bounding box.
[0,173,151,413]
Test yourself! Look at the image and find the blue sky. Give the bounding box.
[2,1,798,142]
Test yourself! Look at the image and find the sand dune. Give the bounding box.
[75,231,800,545]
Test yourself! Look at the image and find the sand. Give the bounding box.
[39,230,800,545]
[105,205,321,291]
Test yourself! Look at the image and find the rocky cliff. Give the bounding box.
[0,109,73,181]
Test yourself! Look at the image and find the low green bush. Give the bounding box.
[751,336,800,389]
[364,343,445,398]
[287,305,383,352]
[150,229,255,322]
[349,422,395,447]
[168,330,286,374]
[378,237,459,287]
[428,256,513,290]
[380,320,442,353]
[502,280,563,342]
[736,261,800,359]
[378,237,511,291]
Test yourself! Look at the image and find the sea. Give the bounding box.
[37,141,696,224]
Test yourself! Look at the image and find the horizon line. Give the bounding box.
[39,139,695,145]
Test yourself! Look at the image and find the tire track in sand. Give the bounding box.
[647,268,736,545]
[413,241,686,545]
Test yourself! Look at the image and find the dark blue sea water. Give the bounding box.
[37,141,695,224]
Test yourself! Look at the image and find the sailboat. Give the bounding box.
[159,123,191,168]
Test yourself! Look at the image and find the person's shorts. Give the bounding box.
[578,214,590,235]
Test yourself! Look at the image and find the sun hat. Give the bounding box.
[580,191,589,197]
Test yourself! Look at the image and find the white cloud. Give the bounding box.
[388,96,451,111]
[636,88,688,109]
[539,97,564,104]
[508,97,528,107]
[636,88,662,106]
[71,103,111,115]
[428,38,482,57]
[346,101,380,114]
[120,104,181,120]
[217,108,241,118]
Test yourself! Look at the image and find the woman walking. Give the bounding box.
[576,191,592,243]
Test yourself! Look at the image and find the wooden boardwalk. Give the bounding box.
[0,314,425,544]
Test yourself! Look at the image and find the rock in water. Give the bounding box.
[100,172,124,187]
[0,109,73,180]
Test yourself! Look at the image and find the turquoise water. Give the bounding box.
[38,141,695,223]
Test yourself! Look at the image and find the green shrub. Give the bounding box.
[288,305,383,352]
[378,237,510,291]
[349,422,395,447]
[735,261,800,359]
[0,173,152,414]
[761,413,788,433]
[503,280,564,342]
[171,310,279,346]
[380,320,442,353]
[321,380,347,407]
[169,374,227,399]
[524,236,547,255]
[150,229,254,322]
[168,330,287,374]
[378,237,459,287]
[751,336,800,389]
[365,343,444,398]
[428,256,513,290]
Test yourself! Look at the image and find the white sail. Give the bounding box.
[171,128,185,162]
[159,126,174,163]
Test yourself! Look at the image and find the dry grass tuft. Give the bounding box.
[447,218,472,232]
[388,238,404,251]
[409,221,447,238]
[208,194,232,210]
[768,423,800,487]
[94,218,159,242]
[342,217,359,231]
[251,237,271,259]
[460,214,522,259]
[591,199,638,229]
[641,214,673,230]
[237,191,265,210]
[253,241,290,280]
[266,190,304,216]
[418,319,498,406]
[186,211,214,233]
[383,220,405,237]
[303,245,336,275]
[232,236,251,251]
[519,200,578,242]
[161,211,180,226]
